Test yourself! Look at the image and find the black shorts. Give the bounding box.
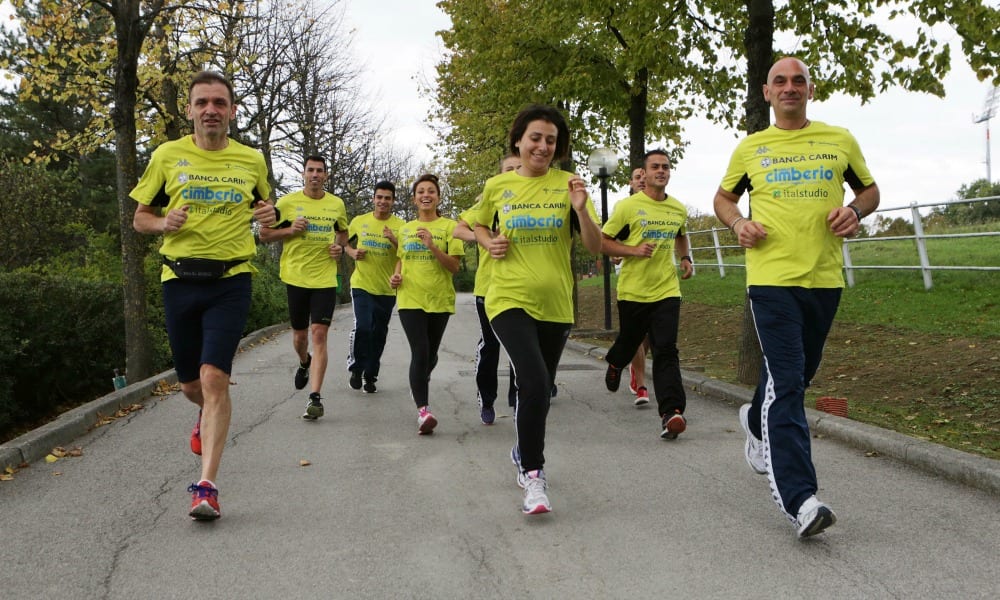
[162,274,252,383]
[286,284,337,330]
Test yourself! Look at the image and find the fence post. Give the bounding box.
[910,202,933,290]
[842,241,855,288]
[711,228,726,278]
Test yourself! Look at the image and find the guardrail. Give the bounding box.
[687,195,1000,290]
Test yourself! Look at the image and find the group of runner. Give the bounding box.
[134,54,879,538]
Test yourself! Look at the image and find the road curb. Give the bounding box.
[0,323,289,471]
[566,338,1000,496]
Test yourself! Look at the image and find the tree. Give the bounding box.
[432,0,741,206]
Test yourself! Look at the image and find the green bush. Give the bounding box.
[0,272,125,435]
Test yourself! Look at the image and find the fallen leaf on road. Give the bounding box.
[299,459,311,467]
[51,447,67,458]
[0,473,13,481]
[44,454,59,463]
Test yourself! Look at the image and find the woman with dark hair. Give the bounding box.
[473,105,603,515]
[390,174,465,434]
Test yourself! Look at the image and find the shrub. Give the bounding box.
[0,272,125,436]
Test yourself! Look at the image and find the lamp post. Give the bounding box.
[587,147,619,330]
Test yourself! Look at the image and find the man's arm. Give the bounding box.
[829,182,881,238]
[134,203,189,235]
[713,187,767,249]
[600,235,654,258]
[453,219,477,243]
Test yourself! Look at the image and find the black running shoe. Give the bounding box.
[294,354,311,390]
[349,370,363,390]
[605,363,622,392]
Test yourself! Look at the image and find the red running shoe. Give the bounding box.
[187,480,220,520]
[628,365,638,395]
[190,410,202,456]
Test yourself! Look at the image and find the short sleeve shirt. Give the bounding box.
[719,121,875,288]
[459,197,493,298]
[396,217,465,313]
[129,135,271,282]
[272,190,349,289]
[474,168,601,323]
[602,191,687,302]
[348,212,406,296]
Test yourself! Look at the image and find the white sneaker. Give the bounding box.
[796,495,836,538]
[739,404,767,474]
[521,470,551,515]
[511,446,527,488]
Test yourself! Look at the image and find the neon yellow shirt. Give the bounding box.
[129,135,271,282]
[348,212,405,296]
[460,197,494,298]
[602,191,687,302]
[396,217,465,313]
[720,121,875,288]
[272,190,348,288]
[474,168,600,323]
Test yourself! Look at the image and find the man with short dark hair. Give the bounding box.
[345,181,404,393]
[602,149,692,440]
[259,155,348,419]
[132,71,275,521]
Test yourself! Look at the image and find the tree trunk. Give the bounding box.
[112,0,154,381]
[627,67,648,169]
[736,0,776,386]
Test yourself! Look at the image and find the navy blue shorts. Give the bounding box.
[162,274,252,383]
[285,285,337,330]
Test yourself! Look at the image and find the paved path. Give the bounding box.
[1,293,997,599]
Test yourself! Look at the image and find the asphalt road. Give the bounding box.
[1,293,997,599]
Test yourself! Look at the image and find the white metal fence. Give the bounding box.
[687,195,1000,290]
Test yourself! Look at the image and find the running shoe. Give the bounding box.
[417,406,437,435]
[796,495,837,538]
[294,354,311,390]
[511,445,527,488]
[190,409,202,456]
[303,393,324,420]
[634,387,650,407]
[628,365,638,395]
[480,402,496,426]
[739,404,767,474]
[660,411,687,440]
[363,375,377,394]
[349,369,363,390]
[605,363,622,392]
[188,480,220,521]
[521,470,551,515]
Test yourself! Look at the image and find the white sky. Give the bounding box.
[345,0,998,217]
[2,1,994,217]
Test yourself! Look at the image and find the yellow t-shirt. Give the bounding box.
[396,217,465,313]
[474,168,600,323]
[272,190,348,289]
[348,212,405,296]
[719,121,875,288]
[129,135,271,282]
[459,197,493,298]
[602,191,687,302]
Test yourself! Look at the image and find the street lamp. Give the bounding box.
[587,147,619,330]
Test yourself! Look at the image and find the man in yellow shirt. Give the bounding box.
[713,56,880,538]
[132,71,275,521]
[259,156,349,420]
[345,181,404,393]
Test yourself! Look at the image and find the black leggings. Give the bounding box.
[490,308,570,473]
[397,309,451,408]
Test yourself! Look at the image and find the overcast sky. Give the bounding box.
[345,0,998,218]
